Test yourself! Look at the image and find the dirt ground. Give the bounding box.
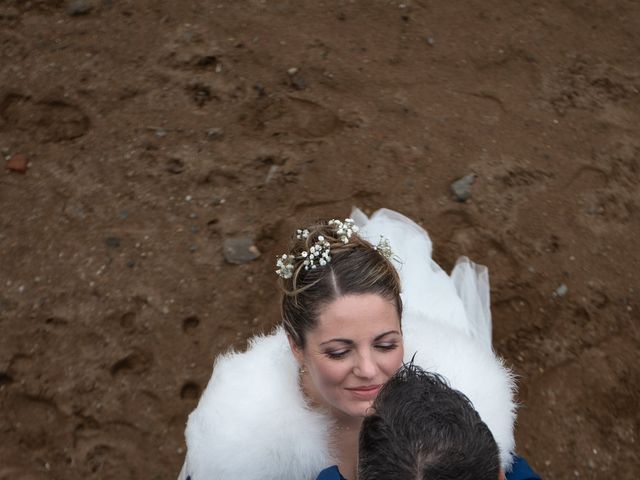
[1,0,639,478]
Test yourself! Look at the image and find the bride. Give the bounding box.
[177,208,516,480]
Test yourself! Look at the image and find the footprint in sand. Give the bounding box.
[110,349,152,377]
[254,96,340,138]
[180,381,201,400]
[0,93,90,142]
[182,315,200,334]
[567,145,639,232]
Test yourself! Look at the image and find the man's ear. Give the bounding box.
[498,468,505,480]
[287,334,304,364]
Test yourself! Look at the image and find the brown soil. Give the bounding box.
[1,1,639,479]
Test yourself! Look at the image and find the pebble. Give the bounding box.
[6,153,28,173]
[254,83,267,97]
[68,0,93,16]
[553,283,568,297]
[426,36,435,46]
[166,158,185,174]
[206,128,224,140]
[451,174,476,202]
[290,73,307,90]
[105,236,122,249]
[223,235,261,264]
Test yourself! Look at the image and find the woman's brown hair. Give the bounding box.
[279,219,403,347]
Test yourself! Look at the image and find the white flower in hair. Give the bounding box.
[304,238,331,271]
[275,254,295,279]
[276,217,361,277]
[328,218,358,244]
[296,229,310,239]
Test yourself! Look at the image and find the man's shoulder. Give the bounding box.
[506,456,541,480]
[316,465,346,480]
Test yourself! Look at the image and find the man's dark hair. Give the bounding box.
[358,363,501,480]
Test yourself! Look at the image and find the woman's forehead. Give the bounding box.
[309,293,401,341]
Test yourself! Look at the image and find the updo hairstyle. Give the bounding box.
[280,219,403,348]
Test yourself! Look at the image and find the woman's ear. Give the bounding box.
[287,334,304,364]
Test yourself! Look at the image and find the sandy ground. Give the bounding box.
[1,1,639,478]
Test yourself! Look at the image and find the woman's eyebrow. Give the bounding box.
[374,330,401,341]
[319,330,400,346]
[319,338,353,347]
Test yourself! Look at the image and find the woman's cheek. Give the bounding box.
[313,359,349,389]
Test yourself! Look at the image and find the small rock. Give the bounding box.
[68,0,93,16]
[154,128,167,138]
[265,165,279,184]
[451,174,476,202]
[206,128,224,140]
[287,67,307,90]
[166,158,185,174]
[553,283,568,298]
[223,235,261,264]
[254,83,267,97]
[289,73,307,90]
[6,153,28,173]
[105,236,122,249]
[425,36,435,46]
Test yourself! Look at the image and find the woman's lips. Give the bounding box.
[346,385,382,400]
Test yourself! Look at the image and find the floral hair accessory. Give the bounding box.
[276,254,295,279]
[374,235,393,259]
[303,235,331,270]
[327,218,359,243]
[275,218,364,278]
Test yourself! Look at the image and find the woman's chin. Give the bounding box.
[340,399,375,418]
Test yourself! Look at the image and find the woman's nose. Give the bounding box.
[353,353,377,379]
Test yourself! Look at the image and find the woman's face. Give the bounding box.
[290,293,404,420]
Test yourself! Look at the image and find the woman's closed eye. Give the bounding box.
[375,342,399,352]
[325,349,350,360]
[324,343,399,360]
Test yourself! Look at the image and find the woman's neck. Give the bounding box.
[299,372,362,479]
[332,420,360,480]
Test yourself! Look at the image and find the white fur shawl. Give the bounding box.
[179,322,515,480]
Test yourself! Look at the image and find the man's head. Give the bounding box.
[358,363,503,480]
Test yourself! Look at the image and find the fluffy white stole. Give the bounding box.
[180,322,516,480]
[182,327,334,480]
